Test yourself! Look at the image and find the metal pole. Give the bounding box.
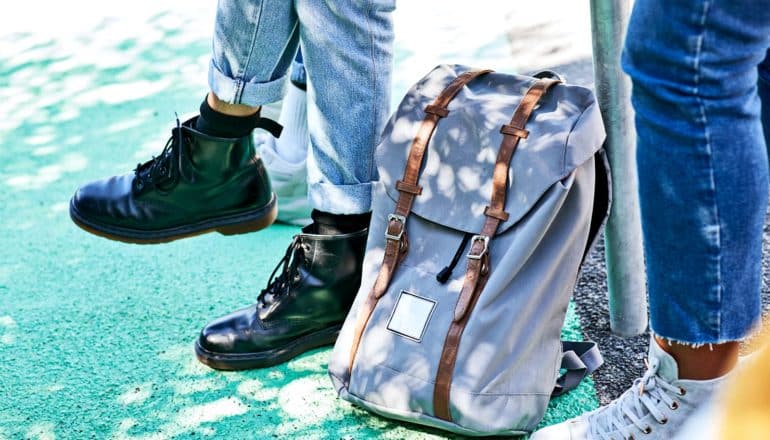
[589,0,648,337]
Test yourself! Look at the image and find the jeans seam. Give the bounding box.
[693,0,722,337]
[237,1,266,104]
[365,0,377,183]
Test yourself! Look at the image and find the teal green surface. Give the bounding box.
[0,18,597,440]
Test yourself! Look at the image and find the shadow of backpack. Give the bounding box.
[328,64,611,437]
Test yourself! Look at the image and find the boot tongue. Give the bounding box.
[649,338,680,382]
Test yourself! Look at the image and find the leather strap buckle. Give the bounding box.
[384,214,406,242]
[467,235,489,260]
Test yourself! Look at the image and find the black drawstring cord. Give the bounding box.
[436,232,473,284]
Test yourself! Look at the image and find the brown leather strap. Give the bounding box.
[434,270,491,419]
[453,235,489,322]
[433,78,560,421]
[345,69,493,378]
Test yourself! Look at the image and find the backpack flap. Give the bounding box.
[375,64,605,236]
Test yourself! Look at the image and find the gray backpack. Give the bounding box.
[328,64,610,436]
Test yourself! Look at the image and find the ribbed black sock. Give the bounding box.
[311,209,371,235]
[195,97,261,138]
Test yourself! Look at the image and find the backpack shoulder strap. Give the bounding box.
[345,69,493,379]
[433,78,561,421]
[552,340,603,396]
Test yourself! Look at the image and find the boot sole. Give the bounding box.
[69,194,277,244]
[194,324,342,371]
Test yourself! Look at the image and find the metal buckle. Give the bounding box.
[467,235,489,260]
[384,214,406,242]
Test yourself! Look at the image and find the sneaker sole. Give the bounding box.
[69,194,277,244]
[194,324,341,371]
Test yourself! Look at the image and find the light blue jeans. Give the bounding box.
[623,0,770,344]
[208,0,395,214]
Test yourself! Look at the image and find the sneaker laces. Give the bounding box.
[588,358,683,440]
[133,116,185,194]
[257,236,308,309]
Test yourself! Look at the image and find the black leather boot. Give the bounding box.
[69,116,280,244]
[195,224,368,370]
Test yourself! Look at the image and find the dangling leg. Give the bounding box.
[69,0,300,243]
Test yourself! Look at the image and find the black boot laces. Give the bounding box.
[133,116,186,194]
[257,236,309,310]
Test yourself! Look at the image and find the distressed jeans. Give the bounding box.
[623,0,770,344]
[208,0,395,214]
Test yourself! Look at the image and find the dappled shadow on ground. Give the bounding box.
[0,10,210,199]
[105,345,457,439]
[96,312,593,440]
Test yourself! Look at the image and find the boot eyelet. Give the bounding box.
[670,401,679,410]
[643,426,652,434]
[658,417,668,425]
[678,387,686,396]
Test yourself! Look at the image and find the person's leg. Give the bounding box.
[532,0,770,438]
[633,0,769,372]
[69,0,300,243]
[195,0,396,370]
[206,0,298,109]
[197,0,299,137]
[298,0,395,216]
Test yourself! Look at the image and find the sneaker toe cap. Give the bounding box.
[530,418,587,440]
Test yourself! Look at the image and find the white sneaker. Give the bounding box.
[257,134,311,226]
[530,339,729,440]
[255,80,311,226]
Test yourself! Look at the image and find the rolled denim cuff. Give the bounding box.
[208,59,286,106]
[308,181,372,214]
[290,59,307,86]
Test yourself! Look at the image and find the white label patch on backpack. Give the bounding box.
[386,291,436,342]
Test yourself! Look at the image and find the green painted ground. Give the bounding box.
[0,2,598,439]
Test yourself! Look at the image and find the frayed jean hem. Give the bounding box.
[650,326,756,349]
